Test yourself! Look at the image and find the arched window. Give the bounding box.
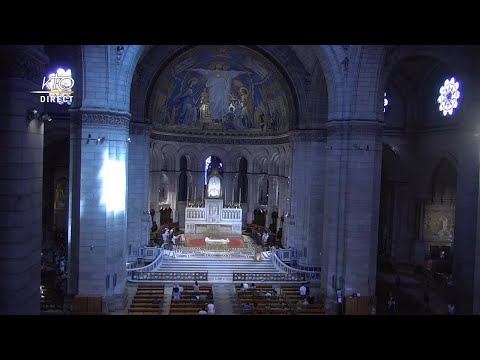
[205,155,223,184]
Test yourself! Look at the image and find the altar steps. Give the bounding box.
[157,256,281,282]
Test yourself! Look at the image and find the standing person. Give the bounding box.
[387,293,396,313]
[299,284,307,296]
[447,303,456,315]
[207,302,215,315]
[193,280,200,293]
[260,113,265,132]
[336,289,344,315]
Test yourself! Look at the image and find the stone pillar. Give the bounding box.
[286,131,326,266]
[223,173,234,205]
[126,123,151,261]
[0,46,48,314]
[69,111,130,311]
[265,175,274,228]
[170,171,179,222]
[321,121,383,311]
[277,177,288,244]
[390,183,413,264]
[149,172,160,224]
[246,173,255,224]
[453,130,479,314]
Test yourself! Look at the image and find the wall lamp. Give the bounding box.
[27,109,52,122]
[96,136,106,145]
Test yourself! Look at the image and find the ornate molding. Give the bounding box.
[116,45,125,65]
[130,122,152,136]
[150,132,290,145]
[81,112,130,127]
[326,121,384,138]
[289,130,327,143]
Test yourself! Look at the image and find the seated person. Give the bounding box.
[243,302,253,311]
[172,288,180,301]
[242,282,249,291]
[199,308,208,315]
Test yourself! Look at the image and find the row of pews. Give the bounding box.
[236,284,290,315]
[128,284,165,315]
[236,284,325,315]
[280,285,325,315]
[169,284,214,315]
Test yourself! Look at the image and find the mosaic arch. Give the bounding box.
[148,45,296,135]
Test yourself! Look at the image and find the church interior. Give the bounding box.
[1,44,480,315]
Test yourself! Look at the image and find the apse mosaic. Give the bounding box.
[150,45,295,134]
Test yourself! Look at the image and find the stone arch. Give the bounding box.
[347,45,386,121]
[418,150,458,196]
[159,143,177,171]
[294,45,343,121]
[227,147,253,172]
[176,145,201,171]
[127,45,338,133]
[198,146,229,171]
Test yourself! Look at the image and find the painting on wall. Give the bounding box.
[423,204,455,243]
[149,45,295,134]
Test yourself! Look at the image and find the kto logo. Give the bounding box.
[31,68,74,105]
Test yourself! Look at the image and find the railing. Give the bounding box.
[233,272,305,282]
[126,246,165,277]
[185,208,206,221]
[292,263,322,272]
[221,208,241,220]
[131,271,208,281]
[271,249,322,282]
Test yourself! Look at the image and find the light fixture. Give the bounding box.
[127,137,131,143]
[40,113,52,122]
[27,109,52,122]
[86,134,91,144]
[27,109,39,121]
[96,136,106,145]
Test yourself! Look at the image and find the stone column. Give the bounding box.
[69,111,130,311]
[127,122,151,261]
[247,174,258,224]
[453,130,479,314]
[321,121,383,311]
[390,183,413,264]
[286,131,326,266]
[265,175,274,228]
[0,46,48,314]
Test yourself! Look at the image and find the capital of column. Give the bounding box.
[78,111,131,128]
[289,129,327,143]
[326,120,384,139]
[130,122,152,136]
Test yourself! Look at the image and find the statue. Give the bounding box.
[207,176,221,197]
[191,64,250,119]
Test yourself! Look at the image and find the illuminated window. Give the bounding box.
[384,92,389,113]
[437,77,460,116]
